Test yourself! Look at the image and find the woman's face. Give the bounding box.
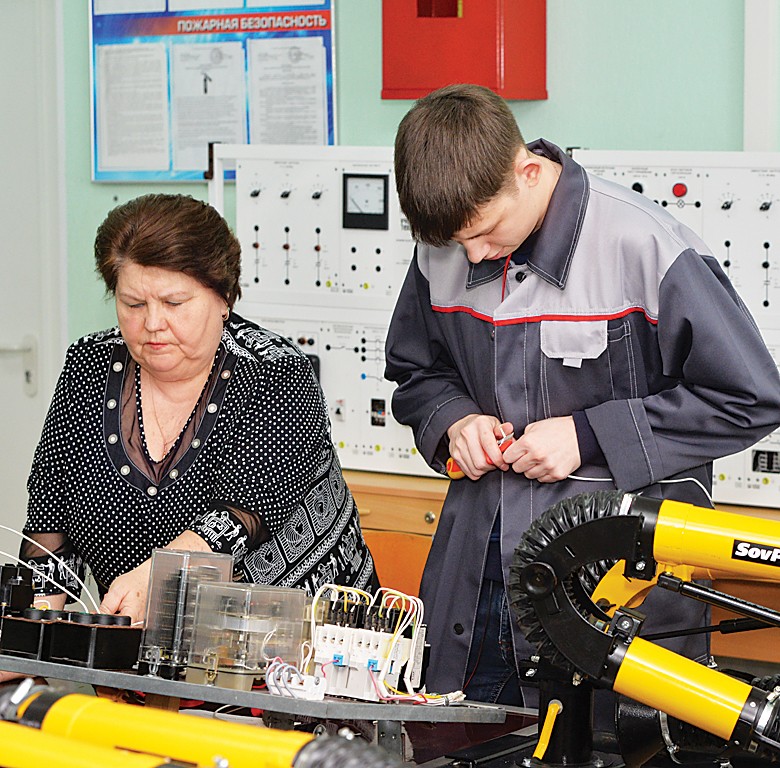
[115,262,226,382]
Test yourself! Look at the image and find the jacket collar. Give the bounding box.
[465,139,589,291]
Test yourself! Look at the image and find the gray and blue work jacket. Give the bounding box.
[384,139,780,695]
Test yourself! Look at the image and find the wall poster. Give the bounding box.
[90,0,336,181]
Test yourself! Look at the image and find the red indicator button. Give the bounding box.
[672,182,688,198]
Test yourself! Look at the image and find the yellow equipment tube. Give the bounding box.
[0,720,172,768]
[613,637,751,740]
[24,693,313,768]
[654,500,780,579]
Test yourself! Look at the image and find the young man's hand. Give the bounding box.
[447,414,514,480]
[504,416,581,482]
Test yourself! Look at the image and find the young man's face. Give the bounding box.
[451,188,538,264]
[451,151,549,264]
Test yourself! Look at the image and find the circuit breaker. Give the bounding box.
[574,149,780,508]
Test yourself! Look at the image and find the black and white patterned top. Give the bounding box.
[22,313,376,597]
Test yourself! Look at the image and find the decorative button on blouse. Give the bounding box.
[107,399,117,409]
[207,403,217,414]
[120,465,130,476]
[221,370,231,379]
[108,434,118,444]
[147,486,157,496]
[169,469,179,479]
[191,439,201,449]
[113,362,123,372]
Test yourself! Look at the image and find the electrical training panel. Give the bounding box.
[574,149,780,508]
[231,145,434,476]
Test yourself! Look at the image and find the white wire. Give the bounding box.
[567,474,714,506]
[266,659,308,699]
[0,523,99,612]
[305,583,334,671]
[298,640,311,670]
[0,548,89,613]
[260,628,277,661]
[567,474,613,482]
[656,476,714,506]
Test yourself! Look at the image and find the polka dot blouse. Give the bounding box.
[21,314,376,598]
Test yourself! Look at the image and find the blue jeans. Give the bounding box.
[463,579,527,706]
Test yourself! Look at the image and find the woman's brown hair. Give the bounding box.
[95,194,242,307]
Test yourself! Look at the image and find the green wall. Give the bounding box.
[65,0,746,340]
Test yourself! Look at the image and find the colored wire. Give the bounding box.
[305,583,372,671]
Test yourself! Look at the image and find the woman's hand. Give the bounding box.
[99,559,152,625]
[98,531,211,624]
[447,414,514,480]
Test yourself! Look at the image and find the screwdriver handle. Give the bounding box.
[446,437,513,480]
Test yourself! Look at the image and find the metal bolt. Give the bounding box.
[635,560,646,571]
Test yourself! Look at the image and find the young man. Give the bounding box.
[384,84,780,705]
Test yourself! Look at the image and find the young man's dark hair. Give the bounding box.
[394,84,526,246]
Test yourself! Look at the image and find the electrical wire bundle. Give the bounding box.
[305,583,465,706]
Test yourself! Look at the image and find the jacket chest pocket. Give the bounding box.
[539,319,638,417]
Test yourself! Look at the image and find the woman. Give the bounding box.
[19,193,377,624]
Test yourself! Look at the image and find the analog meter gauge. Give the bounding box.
[343,173,389,230]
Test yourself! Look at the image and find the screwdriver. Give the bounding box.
[446,427,514,480]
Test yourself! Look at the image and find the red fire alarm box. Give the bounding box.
[382,0,547,100]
